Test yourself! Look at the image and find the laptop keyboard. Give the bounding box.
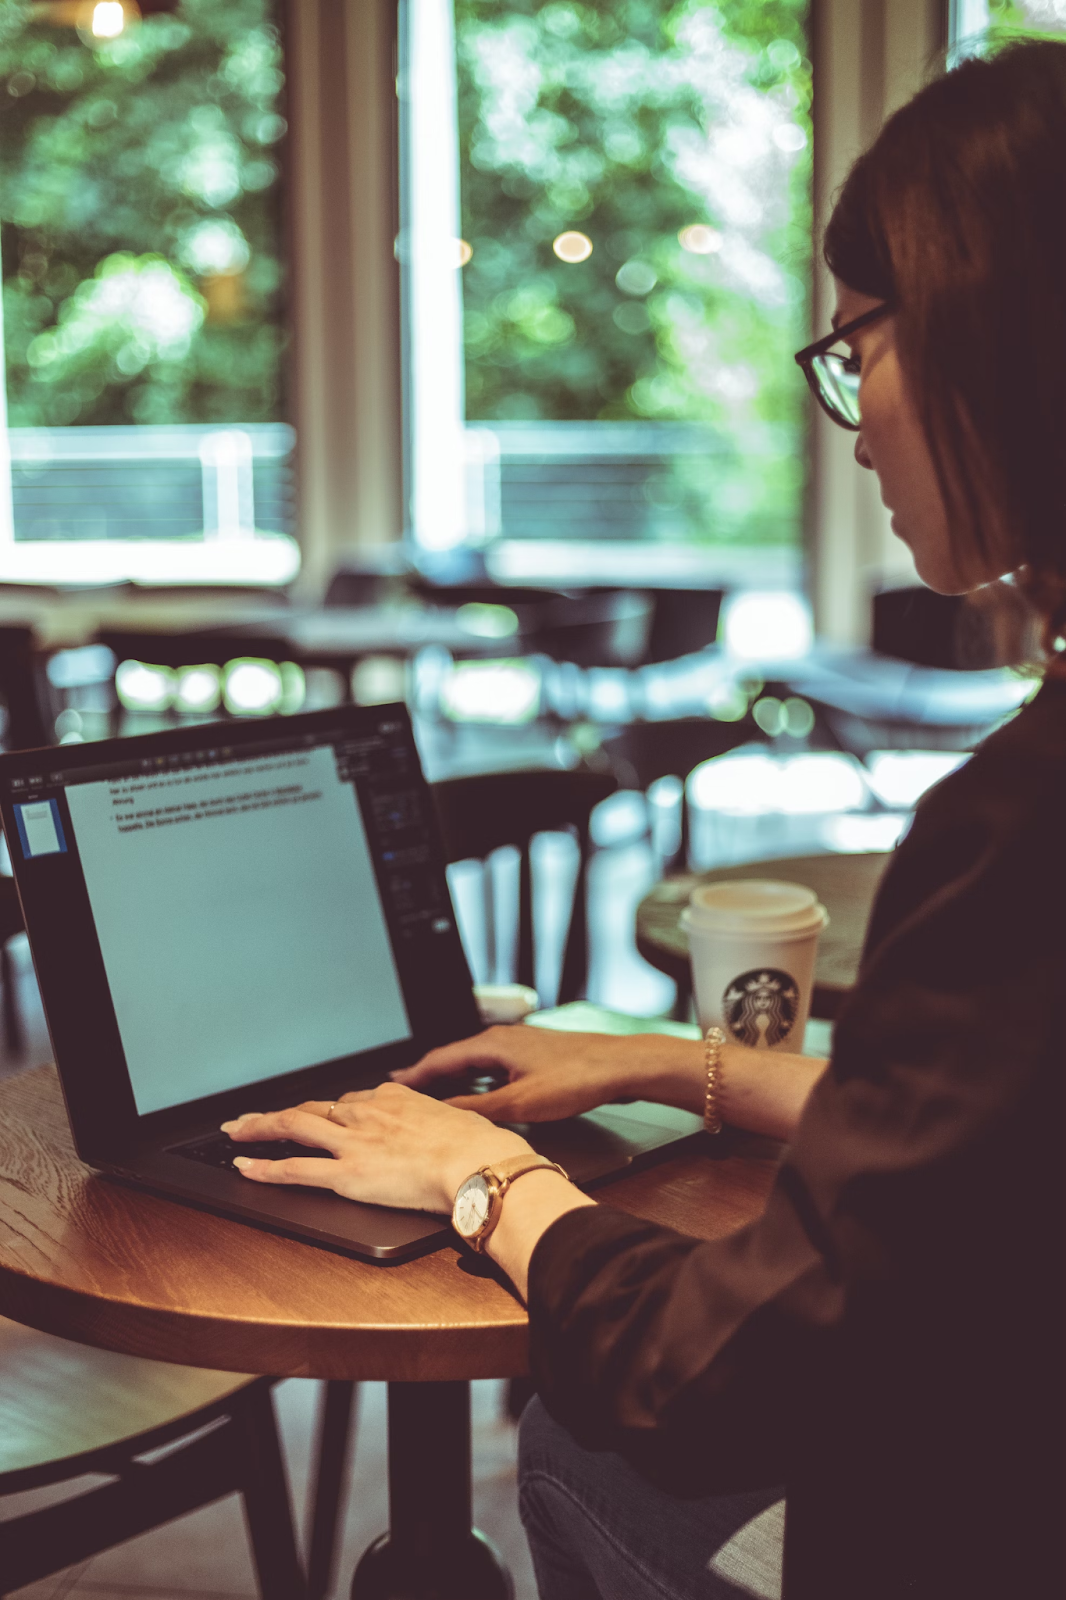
[172,1133,336,1170]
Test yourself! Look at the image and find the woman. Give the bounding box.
[224,40,1064,1599]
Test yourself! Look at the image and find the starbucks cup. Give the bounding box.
[680,880,828,1051]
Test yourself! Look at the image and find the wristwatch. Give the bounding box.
[451,1152,569,1253]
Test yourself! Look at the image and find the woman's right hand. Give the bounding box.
[390,1025,698,1124]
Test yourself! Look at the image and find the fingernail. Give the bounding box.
[232,1157,252,1171]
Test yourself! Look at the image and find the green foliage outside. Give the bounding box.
[985,0,1066,41]
[0,0,286,428]
[455,0,811,546]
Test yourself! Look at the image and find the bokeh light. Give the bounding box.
[91,3,128,40]
[615,260,657,295]
[174,665,222,715]
[351,656,407,707]
[613,302,650,334]
[678,224,723,255]
[689,750,779,815]
[456,602,519,640]
[223,658,282,716]
[116,659,174,713]
[723,592,813,661]
[279,661,306,715]
[772,124,808,152]
[777,753,868,815]
[823,814,908,853]
[864,751,968,809]
[752,695,784,736]
[552,231,593,263]
[440,660,540,723]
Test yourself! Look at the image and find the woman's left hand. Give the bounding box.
[220,1083,533,1215]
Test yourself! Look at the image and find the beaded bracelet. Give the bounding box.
[703,1025,726,1134]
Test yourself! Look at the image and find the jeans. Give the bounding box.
[518,1397,785,1600]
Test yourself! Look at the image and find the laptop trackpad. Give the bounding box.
[520,1102,703,1187]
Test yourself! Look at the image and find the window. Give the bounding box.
[986,0,1066,33]
[0,0,296,584]
[950,0,1066,60]
[401,0,812,588]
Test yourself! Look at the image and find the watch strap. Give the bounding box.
[468,1153,570,1252]
[485,1152,569,1189]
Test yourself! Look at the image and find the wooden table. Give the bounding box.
[637,852,891,1020]
[0,1063,777,1599]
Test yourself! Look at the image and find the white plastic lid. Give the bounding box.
[684,879,827,935]
[473,983,539,1025]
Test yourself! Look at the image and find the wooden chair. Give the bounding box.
[870,583,1029,671]
[431,767,618,1004]
[0,625,55,755]
[526,589,653,669]
[0,879,25,1057]
[603,718,757,874]
[433,767,617,1422]
[783,586,1037,760]
[0,627,53,1052]
[305,770,621,1542]
[642,587,724,665]
[0,1316,305,1599]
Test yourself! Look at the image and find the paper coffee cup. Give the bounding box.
[680,880,828,1051]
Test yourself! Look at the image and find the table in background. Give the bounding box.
[637,851,891,1020]
[0,1032,777,1600]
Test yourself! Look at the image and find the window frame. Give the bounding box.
[0,0,953,618]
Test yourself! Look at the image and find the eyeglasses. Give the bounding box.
[794,303,895,431]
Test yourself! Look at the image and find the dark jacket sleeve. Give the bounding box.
[527,689,1066,1497]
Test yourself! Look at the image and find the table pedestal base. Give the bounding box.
[350,1380,513,1600]
[352,1529,511,1600]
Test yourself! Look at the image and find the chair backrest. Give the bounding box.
[871,584,1034,672]
[643,588,723,665]
[97,628,292,673]
[603,718,753,792]
[0,1315,300,1597]
[528,589,653,668]
[324,568,402,609]
[0,626,55,752]
[431,768,617,1004]
[602,718,758,873]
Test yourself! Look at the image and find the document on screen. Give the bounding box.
[65,745,411,1115]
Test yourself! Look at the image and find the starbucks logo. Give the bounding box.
[723,968,799,1049]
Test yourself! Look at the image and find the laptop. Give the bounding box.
[0,705,701,1262]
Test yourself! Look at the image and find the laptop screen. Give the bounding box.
[58,741,410,1114]
[3,708,476,1138]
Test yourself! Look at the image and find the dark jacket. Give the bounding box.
[528,679,1065,1599]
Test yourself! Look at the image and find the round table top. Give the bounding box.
[637,852,891,1020]
[0,1065,777,1381]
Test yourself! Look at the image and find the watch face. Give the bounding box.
[453,1174,492,1239]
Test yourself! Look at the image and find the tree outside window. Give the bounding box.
[406,0,812,576]
[0,0,295,583]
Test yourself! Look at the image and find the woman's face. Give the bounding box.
[833,279,999,594]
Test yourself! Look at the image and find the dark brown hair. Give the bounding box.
[824,39,1066,662]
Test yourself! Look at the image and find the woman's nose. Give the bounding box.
[854,431,873,469]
